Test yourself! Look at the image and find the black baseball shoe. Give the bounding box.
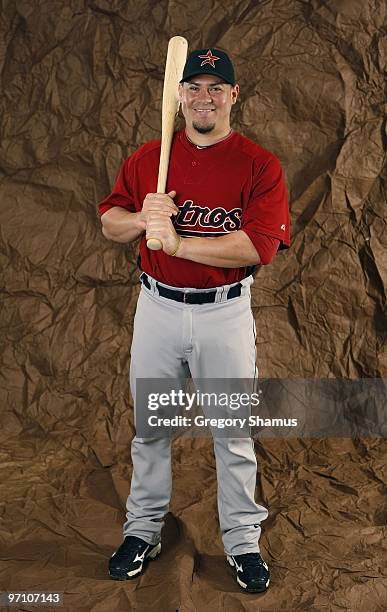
[227,552,270,593]
[108,535,161,580]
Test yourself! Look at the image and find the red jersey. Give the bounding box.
[98,129,290,288]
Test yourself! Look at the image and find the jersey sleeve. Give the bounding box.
[251,233,281,265]
[97,155,136,217]
[241,154,290,252]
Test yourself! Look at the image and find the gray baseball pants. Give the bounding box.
[123,274,268,556]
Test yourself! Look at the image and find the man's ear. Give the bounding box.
[231,84,239,104]
[178,83,183,102]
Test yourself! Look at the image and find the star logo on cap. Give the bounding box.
[198,49,220,68]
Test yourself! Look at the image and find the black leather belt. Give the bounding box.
[140,273,242,304]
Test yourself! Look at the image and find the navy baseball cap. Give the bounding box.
[180,48,236,86]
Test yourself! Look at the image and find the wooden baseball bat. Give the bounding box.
[146,36,188,251]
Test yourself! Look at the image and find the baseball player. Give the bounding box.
[98,48,290,593]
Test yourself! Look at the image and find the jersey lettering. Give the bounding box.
[224,209,242,231]
[176,199,242,233]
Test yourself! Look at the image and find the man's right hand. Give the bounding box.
[139,191,178,225]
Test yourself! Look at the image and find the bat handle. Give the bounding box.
[147,237,163,250]
[146,170,169,251]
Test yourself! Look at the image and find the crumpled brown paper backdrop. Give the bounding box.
[0,0,386,610]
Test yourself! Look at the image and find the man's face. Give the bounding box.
[178,74,239,134]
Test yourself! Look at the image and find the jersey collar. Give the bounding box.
[179,128,236,153]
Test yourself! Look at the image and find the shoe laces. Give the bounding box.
[237,552,265,570]
[116,537,146,561]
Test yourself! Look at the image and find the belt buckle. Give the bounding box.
[183,292,187,303]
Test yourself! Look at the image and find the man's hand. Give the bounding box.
[140,191,178,225]
[146,213,181,256]
[143,190,181,255]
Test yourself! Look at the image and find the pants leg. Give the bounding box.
[187,290,268,555]
[124,436,172,545]
[123,289,189,544]
[213,437,268,555]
